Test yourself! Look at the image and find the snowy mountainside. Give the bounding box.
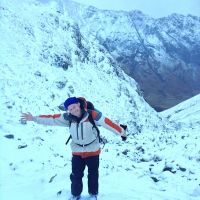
[161,94,200,127]
[0,1,200,200]
[0,0,160,132]
[62,0,200,111]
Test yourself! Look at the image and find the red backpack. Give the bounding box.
[77,97,95,111]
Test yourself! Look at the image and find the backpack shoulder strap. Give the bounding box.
[87,110,96,126]
[65,135,72,145]
[87,110,101,142]
[86,101,95,110]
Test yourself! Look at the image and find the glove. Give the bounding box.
[121,135,127,141]
[120,124,127,141]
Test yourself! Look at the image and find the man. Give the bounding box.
[21,97,127,200]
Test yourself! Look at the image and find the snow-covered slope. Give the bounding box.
[0,1,200,200]
[0,0,160,131]
[161,94,200,127]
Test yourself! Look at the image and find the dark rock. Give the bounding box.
[136,146,145,153]
[50,94,55,100]
[68,85,74,93]
[53,54,72,70]
[34,71,41,77]
[140,158,149,162]
[7,105,12,109]
[179,167,186,172]
[49,174,57,183]
[20,119,27,124]
[57,190,62,196]
[151,177,159,182]
[152,155,162,162]
[4,134,14,139]
[163,166,176,173]
[56,81,66,89]
[18,144,28,149]
[122,149,129,155]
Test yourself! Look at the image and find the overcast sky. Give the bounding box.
[72,0,200,18]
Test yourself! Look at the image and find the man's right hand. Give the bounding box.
[21,112,34,122]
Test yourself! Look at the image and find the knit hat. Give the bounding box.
[64,97,79,109]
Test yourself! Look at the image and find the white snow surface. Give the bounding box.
[161,94,200,128]
[0,1,200,200]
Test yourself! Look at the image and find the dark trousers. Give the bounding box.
[70,155,99,196]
